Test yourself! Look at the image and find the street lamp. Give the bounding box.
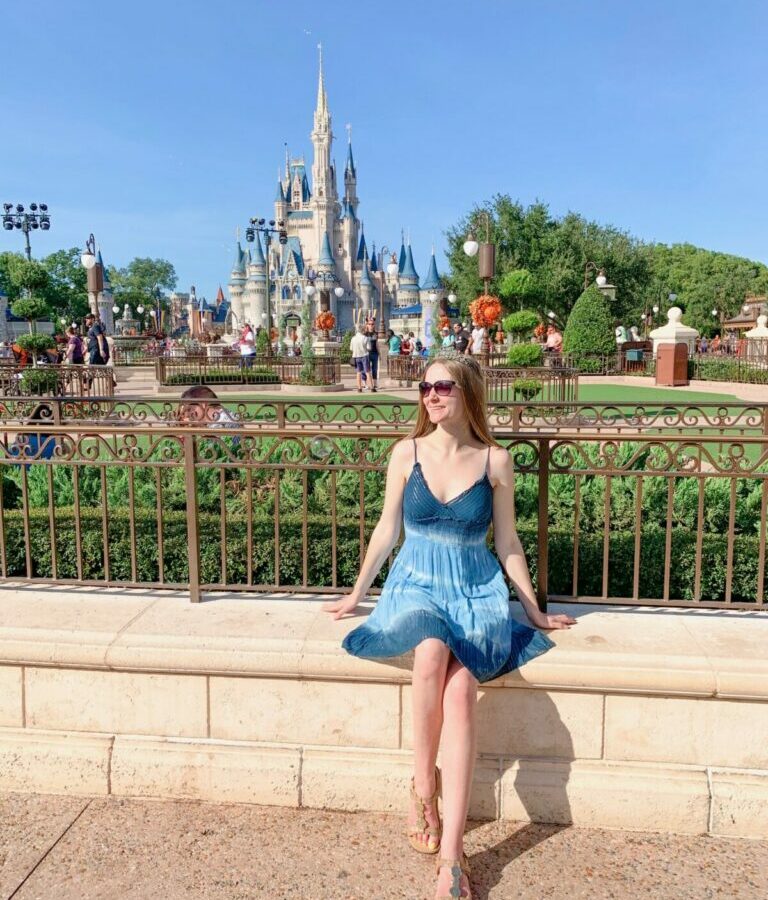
[463,211,494,294]
[245,217,287,355]
[79,233,105,320]
[583,261,607,291]
[374,246,397,339]
[2,203,51,260]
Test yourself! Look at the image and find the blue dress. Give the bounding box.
[343,441,554,683]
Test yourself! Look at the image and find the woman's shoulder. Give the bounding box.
[488,444,513,482]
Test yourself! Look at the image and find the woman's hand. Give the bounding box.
[530,612,577,630]
[322,594,362,620]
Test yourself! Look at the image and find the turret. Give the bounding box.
[228,240,246,329]
[358,249,374,312]
[397,243,420,306]
[274,177,288,222]
[344,132,358,212]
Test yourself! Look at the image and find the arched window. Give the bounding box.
[281,285,290,300]
[294,285,301,300]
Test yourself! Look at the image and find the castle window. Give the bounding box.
[281,286,290,300]
[294,285,302,300]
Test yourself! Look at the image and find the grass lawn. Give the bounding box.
[576,384,741,405]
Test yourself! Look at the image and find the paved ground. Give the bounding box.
[1,793,766,900]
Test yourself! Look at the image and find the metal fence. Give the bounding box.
[0,398,765,609]
[155,354,341,387]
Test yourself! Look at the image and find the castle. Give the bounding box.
[226,47,446,339]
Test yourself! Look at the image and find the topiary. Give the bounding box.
[562,284,616,356]
[19,367,60,396]
[502,310,539,341]
[506,343,543,367]
[11,296,49,323]
[255,328,270,356]
[16,333,56,353]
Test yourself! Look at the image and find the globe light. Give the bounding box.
[668,293,677,303]
[60,317,67,325]
[334,286,344,298]
[448,293,457,304]
[71,322,77,329]
[547,311,556,320]
[112,305,120,314]
[595,271,607,287]
[463,238,479,257]
[306,285,316,297]
[641,313,647,321]
[712,308,718,317]
[653,305,659,314]
[137,305,145,314]
[80,248,96,270]
[149,309,157,317]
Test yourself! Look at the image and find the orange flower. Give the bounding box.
[469,294,502,328]
[314,311,336,331]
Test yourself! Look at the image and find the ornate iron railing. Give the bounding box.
[0,402,765,609]
[0,365,115,398]
[155,355,341,387]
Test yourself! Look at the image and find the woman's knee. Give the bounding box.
[443,667,478,715]
[413,639,450,682]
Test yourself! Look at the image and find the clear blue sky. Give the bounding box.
[3,0,767,302]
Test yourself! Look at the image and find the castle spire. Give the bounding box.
[316,43,327,116]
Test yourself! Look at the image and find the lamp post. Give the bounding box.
[80,233,105,321]
[245,217,287,355]
[2,203,51,260]
[463,210,495,353]
[375,247,398,339]
[583,262,607,291]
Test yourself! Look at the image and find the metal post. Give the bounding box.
[536,438,550,612]
[264,232,272,356]
[183,433,202,602]
[23,221,31,261]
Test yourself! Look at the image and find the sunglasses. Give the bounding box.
[418,380,459,396]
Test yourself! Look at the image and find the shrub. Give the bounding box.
[19,368,60,395]
[339,330,353,363]
[502,310,539,340]
[512,378,542,401]
[562,284,616,361]
[11,296,49,322]
[165,368,280,385]
[506,343,543,367]
[255,328,270,356]
[16,333,56,353]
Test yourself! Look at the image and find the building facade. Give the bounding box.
[227,48,446,340]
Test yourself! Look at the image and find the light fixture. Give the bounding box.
[463,235,479,257]
[137,305,145,314]
[80,243,97,269]
[306,285,316,297]
[334,286,344,298]
[653,305,659,314]
[71,321,77,329]
[60,317,67,325]
[595,269,607,287]
[641,313,647,321]
[547,311,555,320]
[711,308,718,317]
[112,305,120,314]
[150,309,157,317]
[448,293,457,304]
[668,293,677,303]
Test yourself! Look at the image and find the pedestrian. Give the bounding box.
[452,322,469,354]
[468,319,486,355]
[350,325,370,392]
[441,326,455,349]
[364,322,379,393]
[63,326,85,365]
[400,332,412,356]
[544,324,563,354]
[387,329,401,355]
[240,324,256,368]
[84,313,109,365]
[323,354,575,900]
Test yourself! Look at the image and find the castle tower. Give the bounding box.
[244,235,267,326]
[397,243,420,308]
[344,129,358,213]
[274,176,288,224]
[310,44,334,251]
[358,249,374,316]
[228,240,246,328]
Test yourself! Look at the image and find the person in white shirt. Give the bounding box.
[350,327,370,393]
[469,320,487,355]
[240,325,256,368]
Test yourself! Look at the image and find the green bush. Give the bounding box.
[502,310,539,339]
[16,333,56,353]
[512,378,542,401]
[19,368,60,395]
[165,368,280,385]
[691,357,768,385]
[339,330,353,364]
[255,329,271,356]
[506,343,543,367]
[10,295,49,321]
[562,284,616,360]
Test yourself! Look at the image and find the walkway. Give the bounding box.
[2,793,765,899]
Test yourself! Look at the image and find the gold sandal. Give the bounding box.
[435,853,471,900]
[407,766,442,854]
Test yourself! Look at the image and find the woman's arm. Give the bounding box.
[490,447,576,631]
[322,439,410,619]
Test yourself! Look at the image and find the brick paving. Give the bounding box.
[1,793,766,899]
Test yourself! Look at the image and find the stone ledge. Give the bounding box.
[0,587,766,699]
[3,727,764,837]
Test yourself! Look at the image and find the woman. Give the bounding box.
[323,355,575,899]
[468,320,486,355]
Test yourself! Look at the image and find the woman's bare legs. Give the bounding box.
[409,638,451,849]
[436,654,478,898]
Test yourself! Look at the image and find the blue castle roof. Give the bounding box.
[318,231,335,267]
[400,244,419,280]
[357,227,367,262]
[345,141,356,177]
[275,180,285,202]
[359,253,373,287]
[420,252,441,290]
[369,244,378,272]
[232,241,246,274]
[249,233,266,268]
[398,239,407,274]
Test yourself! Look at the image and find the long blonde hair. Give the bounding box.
[408,354,499,446]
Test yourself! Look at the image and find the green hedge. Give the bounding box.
[2,509,763,602]
[165,369,280,385]
[691,357,768,385]
[506,343,543,367]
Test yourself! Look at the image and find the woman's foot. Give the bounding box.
[435,853,471,899]
[407,768,441,853]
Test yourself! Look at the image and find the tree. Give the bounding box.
[498,269,538,311]
[0,254,50,302]
[562,284,616,368]
[109,257,177,325]
[502,310,539,342]
[39,248,89,321]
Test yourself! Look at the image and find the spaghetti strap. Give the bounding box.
[413,438,418,464]
[485,445,491,476]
